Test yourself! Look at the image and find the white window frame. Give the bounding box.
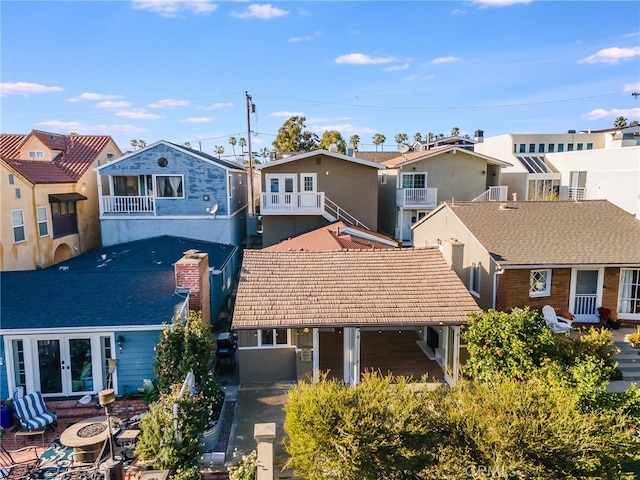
[618,268,640,319]
[28,150,44,159]
[155,174,184,199]
[258,329,291,347]
[12,209,25,243]
[37,206,49,237]
[301,173,317,192]
[529,269,552,297]
[469,262,480,297]
[106,152,116,161]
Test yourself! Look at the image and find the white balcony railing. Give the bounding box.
[472,186,508,202]
[397,188,438,208]
[573,294,597,315]
[102,196,155,214]
[559,186,586,201]
[260,192,324,215]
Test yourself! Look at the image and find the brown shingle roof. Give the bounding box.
[439,200,640,266]
[0,132,116,184]
[262,221,397,252]
[232,248,481,328]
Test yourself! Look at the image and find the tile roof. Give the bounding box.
[0,236,237,331]
[262,221,397,252]
[0,131,117,184]
[232,248,481,329]
[431,200,640,266]
[353,151,400,164]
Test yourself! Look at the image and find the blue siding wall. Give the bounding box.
[0,339,8,399]
[115,330,162,395]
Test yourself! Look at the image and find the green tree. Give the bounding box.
[238,137,247,159]
[394,133,408,145]
[214,145,224,157]
[183,141,192,148]
[461,307,558,381]
[318,130,347,153]
[130,139,146,150]
[414,132,422,142]
[630,120,639,126]
[614,116,628,128]
[372,133,386,152]
[349,134,360,151]
[272,116,319,153]
[450,127,460,137]
[228,136,237,158]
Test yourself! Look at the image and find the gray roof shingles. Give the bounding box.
[1,236,236,331]
[232,248,481,329]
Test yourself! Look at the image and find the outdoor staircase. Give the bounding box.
[614,333,640,385]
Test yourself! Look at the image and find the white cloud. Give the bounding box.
[96,101,132,109]
[335,53,396,65]
[182,117,213,123]
[624,82,640,93]
[583,107,640,120]
[473,0,531,6]
[131,0,218,17]
[114,110,163,120]
[1,82,63,97]
[404,74,436,81]
[579,46,640,64]
[270,111,304,118]
[34,120,146,136]
[200,102,233,110]
[148,98,190,109]
[384,63,410,72]
[430,56,459,65]
[289,31,320,42]
[232,4,289,20]
[451,8,467,15]
[69,92,123,102]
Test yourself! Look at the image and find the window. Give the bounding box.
[106,153,116,161]
[50,200,79,238]
[156,175,183,198]
[261,329,289,346]
[302,174,316,192]
[469,262,480,296]
[530,269,551,297]
[619,269,640,315]
[380,173,387,185]
[529,144,535,153]
[519,144,526,153]
[8,174,14,184]
[548,144,555,153]
[538,143,545,153]
[577,143,584,150]
[527,179,560,200]
[567,143,574,151]
[402,173,426,189]
[586,143,593,150]
[557,144,564,152]
[37,206,49,236]
[12,209,25,242]
[15,188,20,199]
[28,151,44,159]
[228,175,233,198]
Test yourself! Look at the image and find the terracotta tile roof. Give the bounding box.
[232,248,481,328]
[435,200,640,266]
[262,221,397,252]
[0,131,117,184]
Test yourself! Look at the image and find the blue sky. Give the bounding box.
[2,0,639,157]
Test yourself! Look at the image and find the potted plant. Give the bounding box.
[0,398,14,429]
[628,327,640,349]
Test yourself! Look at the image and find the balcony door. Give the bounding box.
[300,173,317,208]
[266,174,297,207]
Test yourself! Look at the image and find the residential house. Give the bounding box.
[410,130,482,152]
[378,146,511,244]
[473,127,640,206]
[412,200,640,324]
[0,235,239,400]
[262,220,398,252]
[231,248,482,386]
[95,141,248,248]
[257,149,385,247]
[0,130,122,271]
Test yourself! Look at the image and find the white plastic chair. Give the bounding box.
[542,305,573,334]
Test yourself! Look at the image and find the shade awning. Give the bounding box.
[48,193,88,202]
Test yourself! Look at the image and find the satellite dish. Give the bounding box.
[397,143,410,154]
[206,204,219,216]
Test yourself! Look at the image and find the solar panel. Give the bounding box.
[517,156,551,174]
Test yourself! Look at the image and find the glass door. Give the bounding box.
[37,340,63,394]
[35,337,97,396]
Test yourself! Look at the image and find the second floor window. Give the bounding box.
[156,175,183,198]
[469,262,480,296]
[12,209,25,242]
[51,201,79,238]
[402,173,426,189]
[37,206,49,236]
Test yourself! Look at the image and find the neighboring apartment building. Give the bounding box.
[412,200,640,324]
[0,130,122,271]
[96,141,248,247]
[474,127,640,208]
[377,146,511,244]
[257,149,385,247]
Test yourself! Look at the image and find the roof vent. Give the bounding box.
[499,203,508,210]
[329,143,338,152]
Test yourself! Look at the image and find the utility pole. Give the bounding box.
[246,91,256,217]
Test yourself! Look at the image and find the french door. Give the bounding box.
[34,336,100,396]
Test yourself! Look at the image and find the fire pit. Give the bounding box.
[60,415,121,462]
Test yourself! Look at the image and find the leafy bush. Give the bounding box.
[228,449,257,480]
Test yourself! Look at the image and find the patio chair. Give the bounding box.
[0,444,40,479]
[542,305,573,334]
[13,391,57,432]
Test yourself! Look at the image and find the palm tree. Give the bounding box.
[394,133,408,145]
[451,127,460,137]
[239,137,247,159]
[228,136,237,158]
[614,116,628,128]
[214,145,224,158]
[183,141,192,148]
[372,133,386,152]
[414,132,422,142]
[426,132,434,143]
[349,135,360,151]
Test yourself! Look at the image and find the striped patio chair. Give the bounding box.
[13,391,57,431]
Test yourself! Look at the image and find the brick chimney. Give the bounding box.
[175,250,211,325]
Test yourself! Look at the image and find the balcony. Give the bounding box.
[260,192,325,215]
[559,186,586,201]
[101,196,155,214]
[397,188,438,209]
[471,186,508,202]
